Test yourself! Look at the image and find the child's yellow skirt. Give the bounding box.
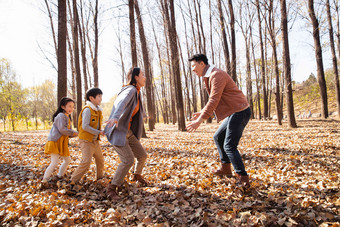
[45,135,70,157]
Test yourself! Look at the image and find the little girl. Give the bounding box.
[42,97,78,185]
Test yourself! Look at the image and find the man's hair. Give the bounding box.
[188,54,208,65]
[86,87,103,101]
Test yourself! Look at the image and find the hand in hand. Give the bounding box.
[106,118,118,128]
[99,130,105,136]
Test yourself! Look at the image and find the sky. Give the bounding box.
[0,0,333,103]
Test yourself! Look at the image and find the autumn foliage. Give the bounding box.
[0,120,339,226]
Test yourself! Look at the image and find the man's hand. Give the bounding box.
[99,130,105,136]
[190,112,201,121]
[106,118,118,128]
[186,119,202,132]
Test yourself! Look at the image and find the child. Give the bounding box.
[42,97,78,186]
[70,88,105,184]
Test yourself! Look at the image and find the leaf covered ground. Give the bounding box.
[0,120,339,226]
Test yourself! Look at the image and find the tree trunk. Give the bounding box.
[280,0,297,128]
[162,1,176,124]
[245,41,253,119]
[78,1,88,93]
[57,0,67,102]
[218,0,231,74]
[72,0,82,128]
[250,25,261,119]
[135,0,155,131]
[327,0,340,117]
[178,38,192,119]
[129,0,138,67]
[256,0,268,119]
[308,0,328,118]
[162,0,186,130]
[180,1,197,113]
[228,0,237,83]
[93,0,99,87]
[209,0,214,64]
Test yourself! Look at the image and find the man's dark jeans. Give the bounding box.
[213,107,251,176]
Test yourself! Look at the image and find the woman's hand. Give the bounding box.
[106,118,118,128]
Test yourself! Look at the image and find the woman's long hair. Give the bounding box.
[125,67,141,86]
[52,97,75,122]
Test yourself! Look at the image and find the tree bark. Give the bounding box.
[218,0,231,74]
[57,0,67,102]
[129,0,138,67]
[250,25,262,120]
[135,0,155,131]
[93,0,99,87]
[162,0,186,131]
[228,0,237,83]
[78,0,88,92]
[280,0,297,128]
[308,0,328,118]
[256,0,268,119]
[72,0,82,128]
[327,0,340,117]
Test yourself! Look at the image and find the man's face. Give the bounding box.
[191,60,205,77]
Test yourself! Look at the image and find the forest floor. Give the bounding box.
[0,120,339,226]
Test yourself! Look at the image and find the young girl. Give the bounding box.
[42,97,78,186]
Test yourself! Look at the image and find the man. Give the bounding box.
[186,54,251,186]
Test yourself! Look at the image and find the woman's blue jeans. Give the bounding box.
[213,107,251,176]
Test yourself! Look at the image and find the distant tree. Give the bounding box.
[57,0,67,102]
[72,0,82,127]
[307,0,328,118]
[129,0,138,67]
[135,0,156,131]
[325,0,340,117]
[280,0,297,128]
[161,0,186,131]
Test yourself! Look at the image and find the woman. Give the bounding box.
[104,67,148,200]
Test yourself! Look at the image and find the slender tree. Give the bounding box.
[280,0,297,128]
[135,0,155,131]
[228,0,237,82]
[326,0,340,117]
[129,0,138,67]
[72,0,82,127]
[57,0,67,102]
[218,0,231,74]
[93,0,99,87]
[307,0,328,118]
[256,0,268,119]
[162,0,186,130]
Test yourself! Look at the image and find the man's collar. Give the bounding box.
[203,64,214,78]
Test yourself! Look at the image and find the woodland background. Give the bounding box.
[0,0,340,131]
[0,0,339,226]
